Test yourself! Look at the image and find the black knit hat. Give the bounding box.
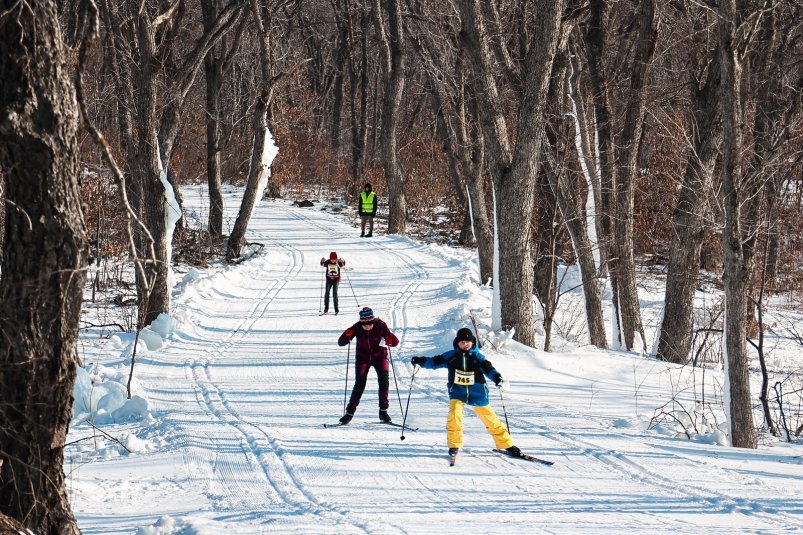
[454,327,476,345]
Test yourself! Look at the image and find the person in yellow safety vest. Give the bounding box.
[358,183,377,237]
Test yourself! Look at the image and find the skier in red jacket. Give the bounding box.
[337,307,399,424]
[320,251,345,315]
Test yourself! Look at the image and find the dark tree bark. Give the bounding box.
[459,85,494,285]
[657,48,722,364]
[204,40,226,237]
[203,0,246,237]
[583,0,655,351]
[100,0,243,324]
[375,0,407,234]
[0,1,87,531]
[331,2,350,152]
[546,47,607,349]
[228,0,279,261]
[343,2,371,184]
[460,0,566,347]
[583,0,615,283]
[609,0,655,353]
[719,0,757,449]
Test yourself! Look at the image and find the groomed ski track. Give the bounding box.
[73,187,803,534]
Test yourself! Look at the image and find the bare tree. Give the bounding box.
[460,0,566,347]
[203,0,248,238]
[545,45,607,349]
[375,0,408,234]
[657,7,723,364]
[98,0,244,324]
[407,1,494,283]
[227,0,304,261]
[718,0,756,448]
[583,0,656,352]
[0,0,87,531]
[718,0,803,448]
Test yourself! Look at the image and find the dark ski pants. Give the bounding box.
[360,215,374,235]
[346,357,389,414]
[323,279,339,313]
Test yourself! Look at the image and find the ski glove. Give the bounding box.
[410,356,426,366]
[493,373,503,386]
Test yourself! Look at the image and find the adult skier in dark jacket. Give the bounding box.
[411,327,520,458]
[337,307,399,424]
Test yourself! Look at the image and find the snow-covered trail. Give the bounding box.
[72,187,803,534]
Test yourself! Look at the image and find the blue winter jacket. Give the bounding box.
[419,344,501,406]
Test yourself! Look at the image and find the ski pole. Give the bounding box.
[387,345,404,420]
[498,385,510,434]
[469,310,482,349]
[344,270,360,307]
[400,365,419,441]
[343,341,351,415]
[319,269,325,313]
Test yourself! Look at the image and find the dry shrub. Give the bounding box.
[634,119,685,257]
[81,174,128,261]
[172,227,227,268]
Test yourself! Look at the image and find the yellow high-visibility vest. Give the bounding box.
[360,191,376,213]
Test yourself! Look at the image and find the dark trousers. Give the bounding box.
[360,215,374,235]
[346,358,390,414]
[323,279,339,313]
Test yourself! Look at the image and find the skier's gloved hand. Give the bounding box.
[493,373,503,386]
[411,356,426,366]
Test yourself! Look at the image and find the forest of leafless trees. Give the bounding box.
[1,0,802,531]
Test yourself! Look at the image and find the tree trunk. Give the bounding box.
[228,0,276,261]
[610,0,656,352]
[228,99,270,260]
[463,91,494,285]
[719,0,757,449]
[657,52,722,364]
[534,170,560,352]
[331,7,349,152]
[546,48,607,349]
[460,0,565,347]
[375,0,407,234]
[348,7,370,183]
[0,2,87,531]
[584,0,655,351]
[203,0,226,238]
[583,0,615,282]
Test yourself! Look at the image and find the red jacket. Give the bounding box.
[338,319,399,361]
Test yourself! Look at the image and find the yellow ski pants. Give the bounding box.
[446,399,513,449]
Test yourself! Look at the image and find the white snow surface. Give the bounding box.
[69,186,803,534]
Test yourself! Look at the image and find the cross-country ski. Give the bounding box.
[492,449,555,466]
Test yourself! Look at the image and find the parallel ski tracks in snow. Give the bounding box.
[498,407,797,530]
[177,208,418,533]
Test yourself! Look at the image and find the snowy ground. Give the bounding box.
[68,186,803,534]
